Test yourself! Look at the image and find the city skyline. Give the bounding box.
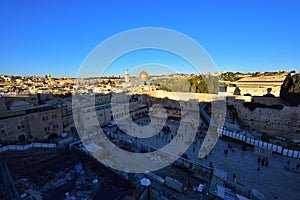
[1,0,300,77]
[1,2,300,199]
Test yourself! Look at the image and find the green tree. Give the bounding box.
[280,73,300,106]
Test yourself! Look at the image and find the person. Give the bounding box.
[257,157,261,164]
[265,160,269,167]
[296,163,299,170]
[172,194,177,199]
[233,174,237,183]
[257,166,261,171]
[224,149,228,155]
[261,158,265,166]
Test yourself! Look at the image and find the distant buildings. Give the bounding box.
[0,71,296,144]
[224,72,288,97]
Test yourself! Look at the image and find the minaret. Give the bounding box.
[125,69,130,83]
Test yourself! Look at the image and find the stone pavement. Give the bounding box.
[105,116,300,200]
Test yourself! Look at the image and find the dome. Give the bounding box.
[139,71,149,78]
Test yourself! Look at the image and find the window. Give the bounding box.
[52,114,57,119]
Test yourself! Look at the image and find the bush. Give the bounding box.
[261,133,271,142]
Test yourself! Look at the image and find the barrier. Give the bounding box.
[219,128,299,159]
[0,143,57,153]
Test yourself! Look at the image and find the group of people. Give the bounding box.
[286,160,300,171]
[257,156,269,171]
[223,144,235,156]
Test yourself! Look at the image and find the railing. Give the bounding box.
[200,100,300,160]
[0,143,56,153]
[218,128,300,159]
[200,102,216,127]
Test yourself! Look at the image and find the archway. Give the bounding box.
[18,134,25,142]
[48,133,59,142]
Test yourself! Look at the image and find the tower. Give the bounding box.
[125,69,130,83]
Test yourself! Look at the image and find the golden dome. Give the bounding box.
[138,71,149,78]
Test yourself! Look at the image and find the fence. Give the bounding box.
[0,143,57,153]
[218,128,300,159]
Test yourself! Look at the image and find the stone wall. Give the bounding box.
[0,115,30,143]
[147,90,225,102]
[232,99,300,139]
[146,91,300,140]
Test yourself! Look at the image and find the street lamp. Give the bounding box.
[140,178,151,200]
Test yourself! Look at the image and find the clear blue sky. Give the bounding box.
[0,0,299,77]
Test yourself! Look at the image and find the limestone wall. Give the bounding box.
[147,90,225,102]
[0,115,30,143]
[138,91,299,139]
[233,100,300,139]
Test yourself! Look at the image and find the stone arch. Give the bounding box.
[48,133,59,142]
[18,134,26,142]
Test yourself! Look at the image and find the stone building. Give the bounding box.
[225,73,287,97]
[0,96,63,143]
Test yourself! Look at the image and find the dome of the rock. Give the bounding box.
[138,71,149,78]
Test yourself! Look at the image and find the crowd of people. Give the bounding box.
[257,156,269,171]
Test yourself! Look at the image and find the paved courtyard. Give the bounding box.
[103,116,300,200]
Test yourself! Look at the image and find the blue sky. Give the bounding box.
[0,0,299,77]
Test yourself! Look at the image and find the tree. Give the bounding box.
[280,73,300,106]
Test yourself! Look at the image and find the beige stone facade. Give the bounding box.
[27,105,63,141]
[0,101,63,143]
[228,97,300,139]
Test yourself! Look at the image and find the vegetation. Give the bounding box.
[243,102,284,111]
[261,132,271,142]
[280,73,300,106]
[227,105,238,120]
[155,75,219,94]
[188,75,219,94]
[220,72,241,82]
[99,79,115,85]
